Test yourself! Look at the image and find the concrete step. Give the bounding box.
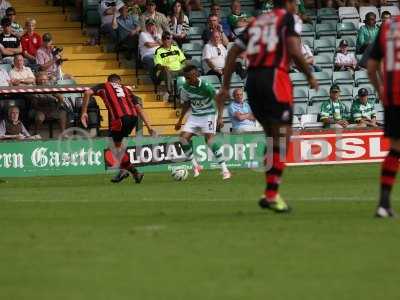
[74,75,136,85]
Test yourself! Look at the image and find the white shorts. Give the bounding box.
[182,114,217,134]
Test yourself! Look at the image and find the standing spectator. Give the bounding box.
[9,54,35,86]
[202,14,229,47]
[27,72,68,136]
[138,19,162,74]
[154,31,186,99]
[320,84,352,128]
[98,0,124,40]
[0,106,40,140]
[5,7,23,38]
[227,0,252,36]
[0,0,11,19]
[140,0,169,35]
[21,19,42,66]
[0,66,10,85]
[335,39,358,71]
[209,3,233,41]
[351,87,378,127]
[0,17,22,64]
[356,12,379,54]
[228,88,257,133]
[381,11,391,24]
[112,5,140,59]
[36,33,63,82]
[168,1,189,48]
[202,31,227,81]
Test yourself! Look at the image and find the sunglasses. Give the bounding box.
[163,36,172,40]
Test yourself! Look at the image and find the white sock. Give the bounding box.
[220,162,229,173]
[192,158,199,168]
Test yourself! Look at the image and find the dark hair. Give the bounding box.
[381,10,391,18]
[365,12,376,21]
[1,17,11,27]
[273,0,295,8]
[210,3,220,9]
[107,73,122,82]
[170,1,185,25]
[183,64,198,74]
[5,7,16,16]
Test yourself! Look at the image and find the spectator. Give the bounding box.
[139,19,162,74]
[125,0,144,15]
[209,3,233,41]
[9,54,35,86]
[0,106,40,140]
[98,0,124,40]
[351,87,378,127]
[335,39,358,71]
[21,19,42,68]
[320,84,352,129]
[0,17,22,64]
[228,88,257,133]
[202,30,227,81]
[255,0,273,13]
[168,1,189,48]
[356,12,379,54]
[0,66,10,85]
[0,0,10,19]
[293,41,320,72]
[183,0,201,12]
[5,7,23,38]
[36,33,63,82]
[27,72,68,136]
[112,5,140,59]
[154,31,186,100]
[140,0,169,35]
[227,0,252,36]
[381,11,391,24]
[202,14,229,47]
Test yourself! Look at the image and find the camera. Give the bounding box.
[52,46,63,56]
[105,1,116,7]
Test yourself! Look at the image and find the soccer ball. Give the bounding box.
[171,167,189,181]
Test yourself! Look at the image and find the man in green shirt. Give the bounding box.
[154,31,186,100]
[351,87,378,127]
[175,64,231,180]
[356,12,379,54]
[227,0,252,36]
[320,84,351,128]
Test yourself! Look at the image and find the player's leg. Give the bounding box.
[180,131,202,176]
[204,133,231,180]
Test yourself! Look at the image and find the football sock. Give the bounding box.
[380,149,400,209]
[265,146,286,201]
[181,139,199,168]
[209,141,228,173]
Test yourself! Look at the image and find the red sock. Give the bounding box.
[265,148,286,201]
[120,152,133,170]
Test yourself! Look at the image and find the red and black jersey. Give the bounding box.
[370,16,400,106]
[235,8,298,71]
[91,82,139,122]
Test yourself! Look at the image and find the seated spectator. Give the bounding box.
[27,72,68,136]
[0,106,40,140]
[0,17,22,64]
[202,14,229,47]
[139,19,162,74]
[5,7,23,38]
[9,54,35,86]
[320,84,352,129]
[0,0,11,19]
[381,11,391,24]
[183,0,201,12]
[140,0,169,35]
[335,39,358,72]
[227,0,252,36]
[36,33,64,82]
[0,66,10,86]
[209,4,233,41]
[351,88,378,127]
[112,5,140,59]
[168,1,189,48]
[228,88,257,133]
[202,31,227,81]
[125,0,145,15]
[255,0,273,13]
[98,0,124,40]
[356,12,379,54]
[21,19,42,67]
[154,31,186,100]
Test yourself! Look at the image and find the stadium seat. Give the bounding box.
[189,26,204,40]
[302,36,314,49]
[189,10,207,23]
[188,55,203,73]
[309,86,330,103]
[229,73,245,88]
[57,79,76,85]
[338,7,359,21]
[301,114,324,128]
[376,111,384,123]
[360,6,380,22]
[340,85,354,101]
[315,53,334,69]
[290,72,308,86]
[316,23,337,39]
[314,37,336,54]
[0,63,12,73]
[182,41,203,56]
[380,6,400,16]
[375,102,384,113]
[293,86,309,103]
[304,9,317,22]
[300,23,315,37]
[355,70,370,86]
[317,8,339,22]
[333,71,354,85]
[337,22,358,38]
[313,71,332,86]
[202,75,221,87]
[292,115,302,129]
[293,102,308,116]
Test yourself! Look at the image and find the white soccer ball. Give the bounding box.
[171,167,189,181]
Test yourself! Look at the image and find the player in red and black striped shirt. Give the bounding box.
[216,0,318,213]
[81,74,155,183]
[368,15,400,217]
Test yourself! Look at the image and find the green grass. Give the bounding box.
[1,164,400,300]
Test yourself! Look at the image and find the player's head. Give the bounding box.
[183,64,199,85]
[107,73,122,84]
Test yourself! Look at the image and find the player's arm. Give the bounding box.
[81,88,94,128]
[135,104,156,136]
[175,102,190,130]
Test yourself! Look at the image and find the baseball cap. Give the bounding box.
[42,32,53,43]
[358,88,369,97]
[330,84,341,92]
[339,39,348,47]
[145,18,156,26]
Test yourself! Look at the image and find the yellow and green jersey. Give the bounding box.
[154,45,186,71]
[351,98,376,122]
[180,79,216,116]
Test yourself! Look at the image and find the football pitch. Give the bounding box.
[1,164,400,300]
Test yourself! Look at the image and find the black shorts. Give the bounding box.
[110,115,138,143]
[245,68,293,126]
[384,106,400,139]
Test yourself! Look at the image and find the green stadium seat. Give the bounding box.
[301,36,314,49]
[340,85,354,101]
[188,55,203,73]
[293,102,308,116]
[314,37,336,54]
[189,26,204,40]
[315,53,334,69]
[202,75,221,87]
[57,79,77,85]
[290,72,308,86]
[300,23,315,38]
[316,23,337,39]
[309,86,330,103]
[317,8,339,22]
[293,86,309,103]
[337,22,358,37]
[333,70,354,85]
[0,64,12,73]
[313,71,332,86]
[182,41,203,56]
[355,70,370,86]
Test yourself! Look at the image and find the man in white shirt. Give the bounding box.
[139,18,161,74]
[9,54,35,86]
[335,39,358,71]
[0,67,10,86]
[202,30,227,81]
